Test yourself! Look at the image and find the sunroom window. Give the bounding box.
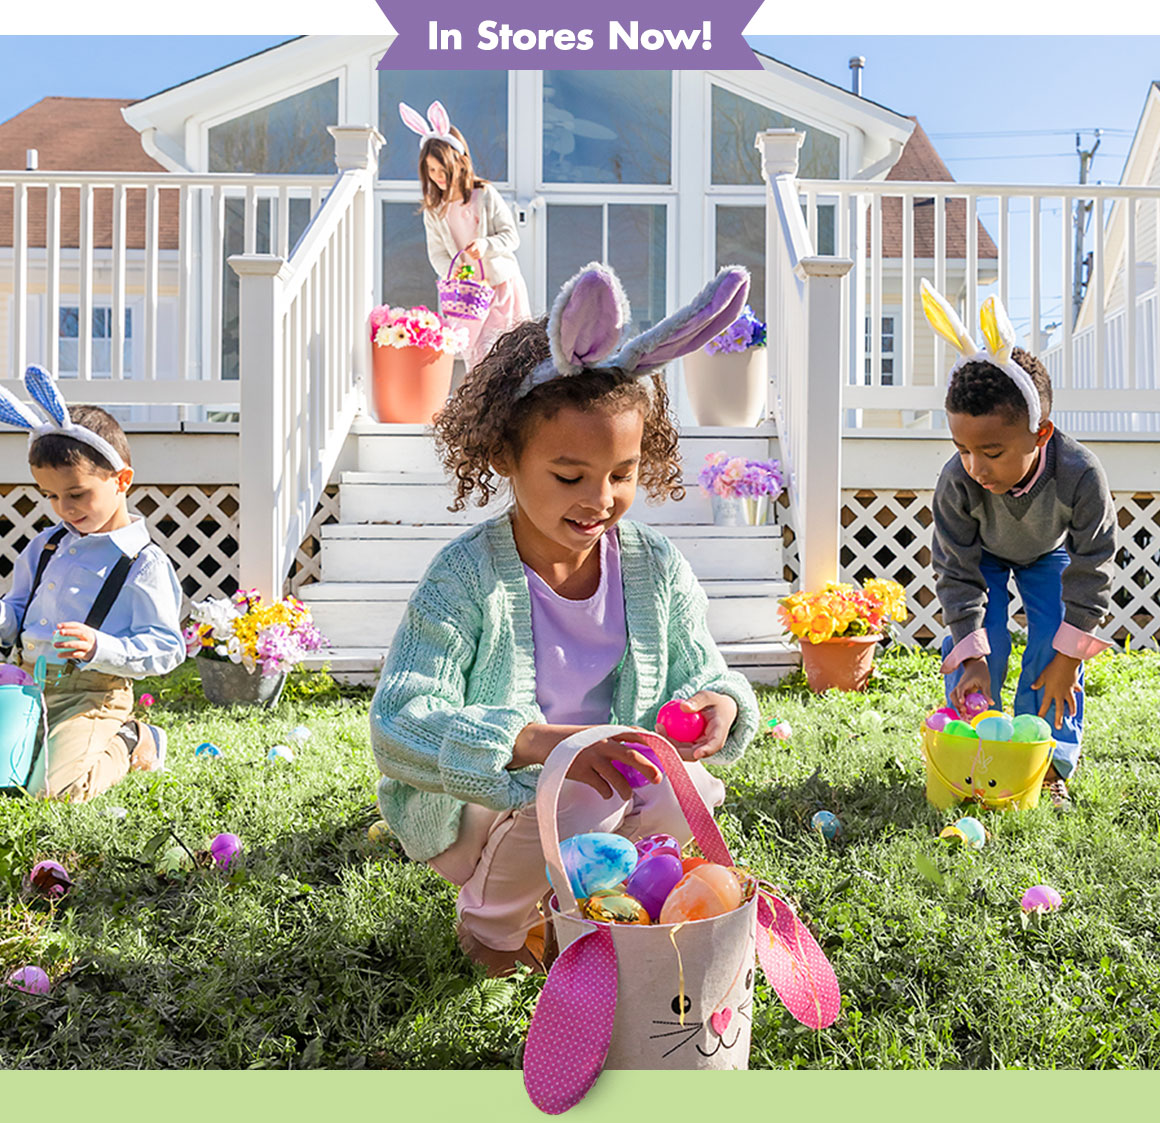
[208,79,339,173]
[377,73,509,183]
[542,72,672,185]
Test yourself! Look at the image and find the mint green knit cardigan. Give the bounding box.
[369,514,760,862]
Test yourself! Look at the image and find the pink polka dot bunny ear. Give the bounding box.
[755,890,841,1029]
[398,99,466,155]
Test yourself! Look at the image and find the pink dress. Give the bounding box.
[444,195,531,371]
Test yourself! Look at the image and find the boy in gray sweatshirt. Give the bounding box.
[926,285,1116,811]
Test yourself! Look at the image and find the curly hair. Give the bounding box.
[944,347,1053,428]
[28,404,131,475]
[431,318,684,513]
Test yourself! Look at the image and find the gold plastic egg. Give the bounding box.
[580,888,651,925]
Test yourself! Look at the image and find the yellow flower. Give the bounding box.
[807,613,837,643]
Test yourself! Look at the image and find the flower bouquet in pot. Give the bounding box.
[368,304,467,423]
[684,303,768,427]
[184,590,328,707]
[778,579,907,692]
[699,452,783,526]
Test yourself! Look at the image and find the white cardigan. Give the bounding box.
[423,183,521,288]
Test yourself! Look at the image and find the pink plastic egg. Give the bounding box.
[29,860,72,899]
[0,664,34,686]
[657,700,706,744]
[658,863,743,924]
[139,693,155,707]
[1021,885,1062,913]
[925,711,950,732]
[634,833,681,862]
[210,832,242,870]
[7,966,50,994]
[625,852,685,921]
[961,692,991,719]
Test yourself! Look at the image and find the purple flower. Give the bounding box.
[704,305,767,356]
[699,452,783,499]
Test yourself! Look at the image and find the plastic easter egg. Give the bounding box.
[156,846,194,875]
[961,692,991,719]
[659,863,744,925]
[939,816,987,849]
[975,715,1014,742]
[925,711,951,732]
[581,888,651,925]
[367,820,392,846]
[0,664,33,686]
[266,745,294,764]
[625,852,685,921]
[934,705,960,722]
[195,742,223,760]
[1011,714,1052,742]
[210,832,242,871]
[681,855,710,875]
[288,725,312,744]
[969,709,1005,728]
[556,832,639,900]
[811,810,841,840]
[611,742,664,789]
[102,806,128,821]
[29,860,72,899]
[139,693,155,707]
[657,700,707,744]
[7,966,50,995]
[942,719,978,739]
[634,833,681,862]
[1021,884,1062,913]
[861,709,883,727]
[767,718,793,740]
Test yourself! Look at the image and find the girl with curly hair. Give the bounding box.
[369,263,761,975]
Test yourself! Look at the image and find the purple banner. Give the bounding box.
[374,0,762,70]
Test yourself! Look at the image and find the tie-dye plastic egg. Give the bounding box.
[555,832,639,899]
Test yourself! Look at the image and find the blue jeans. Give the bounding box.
[941,547,1082,780]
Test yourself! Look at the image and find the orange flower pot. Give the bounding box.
[371,343,455,424]
[798,634,881,693]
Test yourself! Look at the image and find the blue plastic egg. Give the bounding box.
[554,832,639,899]
[811,810,841,840]
[975,715,1014,742]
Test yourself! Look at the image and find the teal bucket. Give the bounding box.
[0,658,46,793]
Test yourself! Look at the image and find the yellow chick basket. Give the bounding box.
[919,717,1055,811]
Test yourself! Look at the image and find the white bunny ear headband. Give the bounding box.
[0,365,127,472]
[398,99,466,156]
[517,262,751,400]
[920,279,1042,433]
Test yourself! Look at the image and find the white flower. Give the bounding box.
[191,596,239,641]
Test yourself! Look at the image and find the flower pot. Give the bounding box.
[798,635,881,693]
[711,494,776,527]
[371,343,455,424]
[683,347,767,427]
[199,659,286,708]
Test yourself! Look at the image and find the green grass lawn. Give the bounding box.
[2,645,1158,1069]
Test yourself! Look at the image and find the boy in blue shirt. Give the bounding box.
[0,366,185,800]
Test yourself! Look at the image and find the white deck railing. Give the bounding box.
[230,127,382,601]
[1,167,333,406]
[791,176,1160,432]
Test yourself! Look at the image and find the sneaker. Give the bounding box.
[125,721,167,773]
[1043,774,1072,812]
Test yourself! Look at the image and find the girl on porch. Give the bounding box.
[400,100,531,373]
[922,281,1117,812]
[369,263,760,976]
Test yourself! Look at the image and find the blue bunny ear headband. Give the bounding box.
[517,262,751,399]
[0,365,127,472]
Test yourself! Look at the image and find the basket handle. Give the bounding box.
[535,725,734,915]
[445,248,488,283]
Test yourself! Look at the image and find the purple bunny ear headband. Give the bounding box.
[398,99,466,156]
[517,263,751,400]
[0,365,127,472]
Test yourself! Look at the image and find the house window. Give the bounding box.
[546,203,667,331]
[380,201,439,311]
[378,73,509,183]
[208,79,340,173]
[58,307,131,377]
[864,313,897,385]
[542,72,672,185]
[715,206,765,317]
[711,85,840,185]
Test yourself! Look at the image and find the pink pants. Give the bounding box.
[429,765,727,952]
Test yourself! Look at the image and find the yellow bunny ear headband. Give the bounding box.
[920,279,1042,432]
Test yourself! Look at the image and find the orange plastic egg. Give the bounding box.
[658,863,743,924]
[680,856,710,875]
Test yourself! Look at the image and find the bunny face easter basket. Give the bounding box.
[0,657,48,795]
[524,727,841,1114]
[437,250,495,323]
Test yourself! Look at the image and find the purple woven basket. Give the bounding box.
[437,250,495,322]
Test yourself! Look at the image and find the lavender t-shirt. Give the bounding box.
[523,529,627,725]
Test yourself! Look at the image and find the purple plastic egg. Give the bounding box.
[7,966,50,994]
[634,833,682,862]
[625,852,685,921]
[1021,884,1062,913]
[210,832,242,870]
[961,692,991,719]
[925,711,950,732]
[611,742,664,789]
[0,664,34,686]
[29,860,72,899]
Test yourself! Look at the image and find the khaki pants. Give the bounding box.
[22,663,135,802]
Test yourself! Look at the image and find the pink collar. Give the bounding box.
[1008,444,1047,497]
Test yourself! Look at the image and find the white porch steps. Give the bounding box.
[299,421,800,685]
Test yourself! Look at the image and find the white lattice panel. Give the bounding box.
[290,486,340,594]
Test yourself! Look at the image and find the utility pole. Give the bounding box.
[1072,130,1101,324]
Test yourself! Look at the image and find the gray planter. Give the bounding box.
[198,658,286,708]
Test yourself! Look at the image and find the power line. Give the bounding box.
[928,128,1134,139]
[946,153,1127,162]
